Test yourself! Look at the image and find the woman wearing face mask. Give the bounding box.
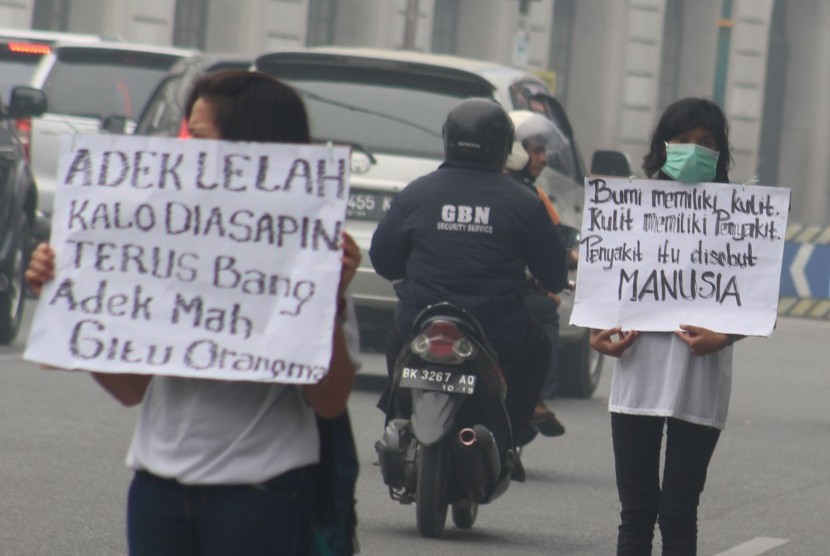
[590,97,740,556]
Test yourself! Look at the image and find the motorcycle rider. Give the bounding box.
[370,98,568,464]
[505,109,578,438]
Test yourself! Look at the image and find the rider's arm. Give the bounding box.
[535,187,561,225]
[369,192,410,281]
[524,202,568,294]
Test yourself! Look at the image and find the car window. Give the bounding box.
[136,60,252,137]
[508,79,549,110]
[136,74,187,136]
[532,93,587,180]
[42,49,181,120]
[546,134,578,180]
[509,81,583,183]
[0,42,48,101]
[258,61,494,159]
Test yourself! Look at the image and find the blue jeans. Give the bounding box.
[611,413,720,556]
[127,466,316,556]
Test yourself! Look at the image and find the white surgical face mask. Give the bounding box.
[661,142,719,183]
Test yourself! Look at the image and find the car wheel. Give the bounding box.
[0,217,30,345]
[557,332,603,399]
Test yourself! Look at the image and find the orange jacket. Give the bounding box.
[536,186,561,225]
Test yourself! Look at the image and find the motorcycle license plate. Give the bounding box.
[398,367,477,395]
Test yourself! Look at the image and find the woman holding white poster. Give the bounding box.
[590,97,742,556]
[25,71,361,556]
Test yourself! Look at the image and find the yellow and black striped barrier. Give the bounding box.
[778,297,830,319]
[786,223,830,244]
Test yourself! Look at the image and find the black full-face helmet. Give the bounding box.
[442,98,514,170]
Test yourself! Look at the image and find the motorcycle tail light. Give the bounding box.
[410,319,476,363]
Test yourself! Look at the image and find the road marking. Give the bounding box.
[713,537,790,556]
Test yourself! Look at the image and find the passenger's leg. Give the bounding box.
[501,318,550,443]
[523,292,565,436]
[523,291,561,399]
[376,325,404,415]
[540,311,560,399]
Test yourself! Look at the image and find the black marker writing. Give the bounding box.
[618,268,741,306]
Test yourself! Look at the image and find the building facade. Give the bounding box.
[4,0,828,225]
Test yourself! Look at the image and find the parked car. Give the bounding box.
[0,28,103,103]
[17,41,195,240]
[255,47,621,398]
[0,85,47,343]
[135,54,253,138]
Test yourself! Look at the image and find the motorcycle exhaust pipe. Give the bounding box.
[470,425,500,486]
[459,427,477,447]
[453,425,502,503]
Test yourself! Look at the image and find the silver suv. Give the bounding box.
[254,48,607,397]
[0,28,103,102]
[22,41,194,239]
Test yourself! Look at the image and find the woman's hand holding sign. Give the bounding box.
[589,324,737,358]
[590,327,639,357]
[26,242,153,406]
[25,243,55,296]
[675,324,738,355]
[338,231,361,300]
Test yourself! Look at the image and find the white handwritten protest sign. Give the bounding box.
[24,134,350,383]
[569,178,790,336]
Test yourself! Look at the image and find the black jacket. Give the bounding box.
[369,161,567,353]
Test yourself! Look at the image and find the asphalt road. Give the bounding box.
[1,302,829,555]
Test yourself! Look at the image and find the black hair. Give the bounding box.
[184,70,311,144]
[642,97,732,183]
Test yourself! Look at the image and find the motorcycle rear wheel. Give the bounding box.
[451,502,478,529]
[416,443,448,538]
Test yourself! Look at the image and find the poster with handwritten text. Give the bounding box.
[570,178,790,336]
[24,135,350,383]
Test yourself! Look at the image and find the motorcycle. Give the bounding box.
[375,302,518,538]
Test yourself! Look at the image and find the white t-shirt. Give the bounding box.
[126,296,362,485]
[608,331,732,430]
